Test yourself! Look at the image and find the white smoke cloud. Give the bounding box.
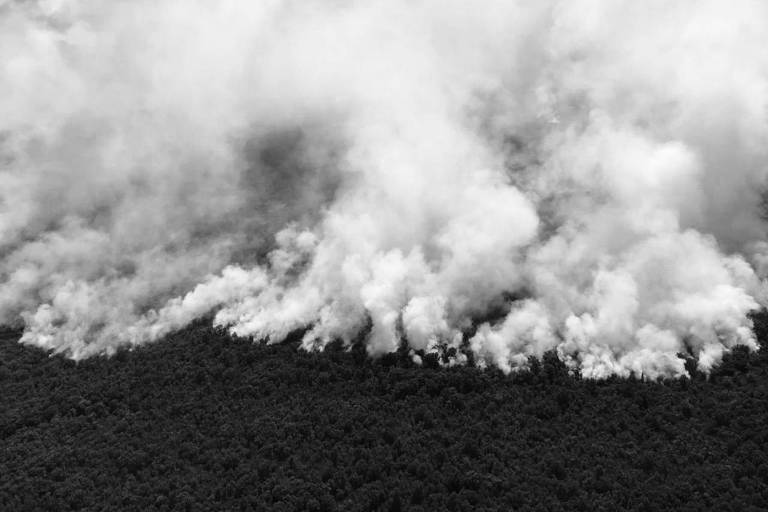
[2,0,768,377]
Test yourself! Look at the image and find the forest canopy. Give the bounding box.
[2,312,768,511]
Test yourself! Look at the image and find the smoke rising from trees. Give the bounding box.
[2,0,768,377]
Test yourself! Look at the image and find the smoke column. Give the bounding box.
[2,0,768,377]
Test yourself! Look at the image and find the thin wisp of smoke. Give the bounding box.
[2,0,768,377]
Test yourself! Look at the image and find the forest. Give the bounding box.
[2,314,768,511]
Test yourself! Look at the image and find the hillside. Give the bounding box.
[2,316,768,511]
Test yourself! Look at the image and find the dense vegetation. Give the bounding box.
[2,314,768,511]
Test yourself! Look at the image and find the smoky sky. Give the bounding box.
[2,0,768,378]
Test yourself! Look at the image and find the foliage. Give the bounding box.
[2,315,768,511]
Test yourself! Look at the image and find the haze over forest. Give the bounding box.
[2,1,768,378]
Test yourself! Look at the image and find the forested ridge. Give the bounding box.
[2,314,768,511]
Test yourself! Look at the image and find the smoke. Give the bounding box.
[2,0,768,377]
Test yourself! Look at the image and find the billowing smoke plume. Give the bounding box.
[3,0,768,378]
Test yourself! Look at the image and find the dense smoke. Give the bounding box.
[2,0,768,377]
